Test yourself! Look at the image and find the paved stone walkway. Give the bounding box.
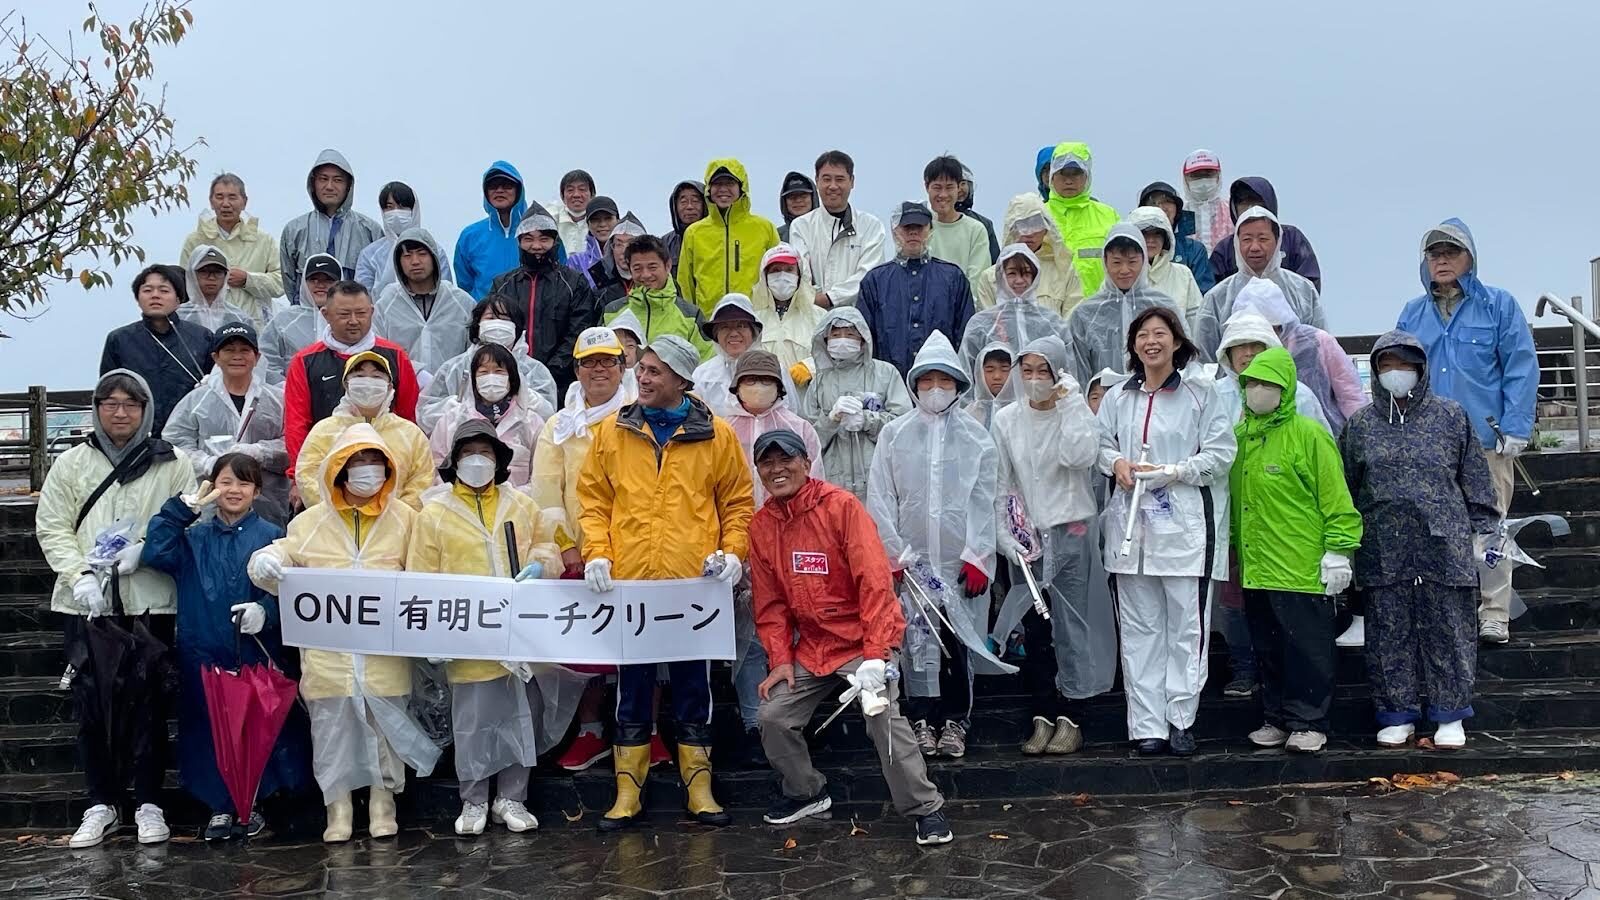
[3,775,1599,898]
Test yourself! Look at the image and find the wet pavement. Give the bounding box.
[4,775,1600,899]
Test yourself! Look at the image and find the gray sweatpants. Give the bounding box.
[756,656,943,818]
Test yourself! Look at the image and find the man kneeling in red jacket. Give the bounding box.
[748,429,952,846]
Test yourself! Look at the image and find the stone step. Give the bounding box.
[0,594,52,634]
[3,727,1597,832]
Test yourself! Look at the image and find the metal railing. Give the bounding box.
[0,388,94,491]
[1529,256,1600,450]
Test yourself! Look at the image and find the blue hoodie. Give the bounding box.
[1395,217,1538,448]
[1034,145,1055,200]
[453,161,527,299]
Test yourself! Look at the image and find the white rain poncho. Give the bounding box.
[355,196,455,299]
[965,341,1014,428]
[798,306,912,499]
[959,244,1071,376]
[418,342,557,434]
[373,228,477,379]
[989,335,1116,699]
[1066,225,1185,387]
[1127,206,1205,322]
[691,293,798,418]
[161,369,292,524]
[1181,150,1233,252]
[866,331,1014,696]
[181,244,254,332]
[970,194,1085,318]
[1096,361,1235,580]
[1193,205,1326,358]
[259,252,339,384]
[1228,277,1366,434]
[1213,312,1331,433]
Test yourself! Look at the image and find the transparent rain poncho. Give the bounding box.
[987,335,1116,698]
[865,331,1014,696]
[1480,514,1571,620]
[959,244,1071,379]
[1193,205,1325,358]
[161,370,292,524]
[798,306,912,499]
[418,343,558,434]
[1066,225,1185,386]
[965,341,1014,428]
[259,252,340,384]
[373,227,478,378]
[181,244,254,332]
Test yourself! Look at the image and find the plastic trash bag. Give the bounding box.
[1481,514,1570,620]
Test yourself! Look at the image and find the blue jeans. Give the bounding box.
[732,636,768,731]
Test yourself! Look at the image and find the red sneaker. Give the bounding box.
[557,731,611,771]
[649,732,672,768]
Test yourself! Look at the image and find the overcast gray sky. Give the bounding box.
[6,0,1599,392]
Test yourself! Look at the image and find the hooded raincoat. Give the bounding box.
[180,211,284,316]
[971,194,1085,318]
[662,180,706,273]
[280,149,383,304]
[418,341,557,435]
[603,284,713,360]
[691,294,799,417]
[36,370,198,615]
[1194,206,1326,359]
[1229,348,1362,594]
[750,243,827,373]
[724,396,825,508]
[251,424,440,802]
[1213,312,1331,433]
[1044,142,1121,295]
[799,307,913,499]
[1066,225,1184,387]
[454,161,527,300]
[1229,278,1364,433]
[1139,181,1216,292]
[676,159,781,313]
[357,200,454,300]
[1209,177,1322,290]
[259,255,336,384]
[959,245,1072,374]
[865,332,1012,696]
[1180,151,1233,252]
[162,370,292,524]
[1127,206,1205,320]
[373,228,477,378]
[295,355,435,510]
[426,396,545,491]
[989,335,1117,699]
[1395,218,1538,448]
[965,341,1014,428]
[776,171,817,243]
[485,218,598,397]
[181,244,254,332]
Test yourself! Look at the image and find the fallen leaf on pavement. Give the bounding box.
[782,837,798,850]
[988,832,1010,840]
[1227,800,1245,806]
[1417,737,1436,750]
[1558,771,1575,781]
[849,818,868,837]
[1002,804,1013,811]
[1389,772,1462,790]
[1368,776,1396,792]
[1069,793,1091,807]
[563,808,584,823]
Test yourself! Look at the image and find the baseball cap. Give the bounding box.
[585,196,620,219]
[210,320,258,354]
[753,428,808,460]
[780,173,813,197]
[893,202,933,228]
[193,246,228,272]
[573,326,625,360]
[764,243,800,269]
[1182,149,1222,175]
[304,256,342,280]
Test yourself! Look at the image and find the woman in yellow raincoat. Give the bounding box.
[295,351,435,510]
[248,423,440,843]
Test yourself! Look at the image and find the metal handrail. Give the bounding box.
[1537,293,1600,342]
[1536,264,1598,450]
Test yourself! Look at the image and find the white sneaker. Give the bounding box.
[491,798,539,833]
[1336,616,1365,648]
[69,804,119,848]
[1286,731,1327,753]
[134,804,169,844]
[1377,724,1415,748]
[455,801,488,836]
[1433,720,1467,749]
[1479,620,1509,644]
[1248,723,1289,748]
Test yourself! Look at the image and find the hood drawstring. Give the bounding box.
[1387,393,1408,426]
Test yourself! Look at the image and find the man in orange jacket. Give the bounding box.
[747,429,952,846]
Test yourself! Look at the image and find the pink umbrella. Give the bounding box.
[201,647,298,825]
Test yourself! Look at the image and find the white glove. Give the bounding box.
[997,532,1025,565]
[843,671,889,717]
[1499,435,1528,458]
[842,411,867,432]
[703,551,742,583]
[1053,372,1081,400]
[231,602,266,635]
[1134,464,1179,488]
[500,661,534,683]
[854,658,888,696]
[249,551,284,590]
[182,480,222,513]
[585,558,614,593]
[73,573,109,617]
[426,657,453,665]
[231,442,266,461]
[830,395,864,422]
[114,540,144,576]
[1319,552,1353,596]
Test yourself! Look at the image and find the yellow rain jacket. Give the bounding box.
[577,396,755,579]
[406,481,562,684]
[257,423,416,700]
[676,158,781,315]
[297,408,434,510]
[971,193,1085,319]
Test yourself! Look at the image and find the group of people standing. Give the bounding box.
[39,142,1539,849]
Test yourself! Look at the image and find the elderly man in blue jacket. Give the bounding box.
[1396,217,1538,645]
[857,202,976,376]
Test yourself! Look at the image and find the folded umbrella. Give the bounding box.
[199,621,299,826]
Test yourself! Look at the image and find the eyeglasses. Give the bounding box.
[96,399,144,413]
[578,356,622,369]
[1425,245,1466,260]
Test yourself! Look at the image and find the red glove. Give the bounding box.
[958,562,989,597]
[560,564,584,580]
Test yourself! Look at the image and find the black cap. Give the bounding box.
[304,256,342,280]
[708,166,740,185]
[753,429,809,461]
[894,201,933,227]
[585,195,620,218]
[210,320,258,354]
[193,246,229,271]
[781,173,814,197]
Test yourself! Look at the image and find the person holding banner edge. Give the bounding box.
[577,333,756,830]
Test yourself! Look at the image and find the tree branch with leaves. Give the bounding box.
[0,1,202,335]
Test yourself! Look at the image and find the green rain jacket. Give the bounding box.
[1229,348,1362,594]
[1044,142,1120,296]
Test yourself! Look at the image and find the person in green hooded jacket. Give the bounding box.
[1229,347,1362,755]
[602,235,714,361]
[1044,142,1120,295]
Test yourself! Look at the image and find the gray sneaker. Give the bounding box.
[1286,731,1327,753]
[937,721,968,758]
[1479,620,1510,644]
[1248,724,1289,748]
[913,720,938,757]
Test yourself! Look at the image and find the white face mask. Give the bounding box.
[343,464,387,498]
[766,272,799,302]
[476,372,510,403]
[1378,369,1419,397]
[455,454,496,489]
[917,386,956,414]
[345,376,391,410]
[1022,378,1055,403]
[478,318,517,348]
[737,381,779,411]
[826,337,862,360]
[1244,382,1283,415]
[382,209,415,234]
[1186,175,1220,199]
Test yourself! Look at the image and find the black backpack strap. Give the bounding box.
[73,442,152,532]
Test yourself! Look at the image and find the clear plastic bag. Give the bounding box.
[1479,514,1570,620]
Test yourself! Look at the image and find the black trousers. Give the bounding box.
[1020,608,1063,719]
[903,619,973,728]
[1244,589,1335,733]
[70,614,175,809]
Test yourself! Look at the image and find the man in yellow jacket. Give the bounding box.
[676,158,780,315]
[578,334,755,830]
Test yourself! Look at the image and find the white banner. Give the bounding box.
[277,567,736,664]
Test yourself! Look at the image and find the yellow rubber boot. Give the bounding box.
[599,744,651,832]
[677,744,731,827]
